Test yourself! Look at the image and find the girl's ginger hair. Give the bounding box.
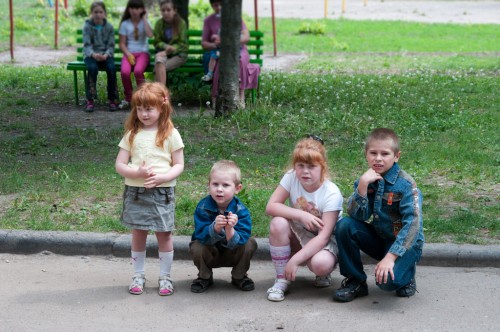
[290,137,329,182]
[124,82,174,148]
[159,0,181,37]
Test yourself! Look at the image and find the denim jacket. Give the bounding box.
[347,163,424,257]
[191,195,252,249]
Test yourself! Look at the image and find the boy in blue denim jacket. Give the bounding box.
[189,160,258,293]
[333,128,424,302]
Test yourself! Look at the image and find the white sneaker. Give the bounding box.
[158,275,174,296]
[314,274,332,288]
[267,278,290,302]
[201,73,213,82]
[129,274,146,295]
[118,100,130,110]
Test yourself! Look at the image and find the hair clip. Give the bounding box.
[306,134,324,145]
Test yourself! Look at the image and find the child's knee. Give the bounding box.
[310,251,336,275]
[269,217,289,234]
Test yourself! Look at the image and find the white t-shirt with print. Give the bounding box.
[280,170,343,218]
[119,19,151,53]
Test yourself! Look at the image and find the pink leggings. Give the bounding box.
[120,52,150,102]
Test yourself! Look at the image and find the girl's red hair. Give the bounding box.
[124,82,174,148]
[290,138,329,182]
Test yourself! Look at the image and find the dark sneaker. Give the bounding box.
[108,102,118,112]
[396,278,417,297]
[85,100,94,112]
[333,277,368,302]
[190,275,213,293]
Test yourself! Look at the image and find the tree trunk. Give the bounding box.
[215,0,242,117]
[174,0,189,27]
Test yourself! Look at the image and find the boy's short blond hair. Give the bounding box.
[365,128,400,154]
[209,160,241,186]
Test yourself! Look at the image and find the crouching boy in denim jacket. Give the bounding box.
[189,160,258,293]
[333,128,424,302]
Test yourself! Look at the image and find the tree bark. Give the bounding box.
[173,0,189,27]
[215,0,242,117]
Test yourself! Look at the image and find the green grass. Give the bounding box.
[0,1,498,244]
[257,18,500,53]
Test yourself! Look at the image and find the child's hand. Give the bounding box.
[93,53,105,61]
[211,34,221,46]
[165,45,175,54]
[127,54,136,65]
[360,168,383,184]
[144,171,166,188]
[284,258,299,281]
[298,210,324,232]
[137,161,152,178]
[224,212,238,228]
[374,253,397,284]
[214,214,228,233]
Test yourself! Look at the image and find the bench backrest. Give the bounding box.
[75,29,263,66]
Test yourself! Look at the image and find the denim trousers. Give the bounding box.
[336,217,422,291]
[84,56,118,101]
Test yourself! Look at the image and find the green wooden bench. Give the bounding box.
[66,29,264,105]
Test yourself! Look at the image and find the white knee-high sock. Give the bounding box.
[269,244,291,279]
[159,250,174,277]
[131,251,146,276]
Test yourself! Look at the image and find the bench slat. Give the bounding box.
[68,28,263,105]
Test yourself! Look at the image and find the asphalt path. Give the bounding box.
[1,253,499,331]
[243,0,500,24]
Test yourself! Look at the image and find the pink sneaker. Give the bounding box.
[85,100,94,112]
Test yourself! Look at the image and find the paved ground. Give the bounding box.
[243,0,500,24]
[1,252,499,331]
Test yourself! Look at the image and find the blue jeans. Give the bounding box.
[84,56,118,101]
[335,217,423,291]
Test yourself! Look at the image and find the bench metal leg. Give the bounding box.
[72,70,79,106]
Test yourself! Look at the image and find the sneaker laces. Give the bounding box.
[340,277,354,288]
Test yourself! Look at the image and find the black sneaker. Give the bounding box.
[396,278,417,297]
[333,277,368,302]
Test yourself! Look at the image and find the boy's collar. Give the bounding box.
[382,163,400,184]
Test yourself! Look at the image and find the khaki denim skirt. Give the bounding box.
[121,186,175,232]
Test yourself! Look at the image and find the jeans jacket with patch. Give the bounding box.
[347,163,424,257]
[191,195,252,250]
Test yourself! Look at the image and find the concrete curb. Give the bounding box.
[1,230,499,268]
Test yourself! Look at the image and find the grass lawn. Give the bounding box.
[0,0,498,244]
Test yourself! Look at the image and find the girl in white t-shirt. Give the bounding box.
[266,136,343,302]
[118,0,153,109]
[115,82,184,296]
